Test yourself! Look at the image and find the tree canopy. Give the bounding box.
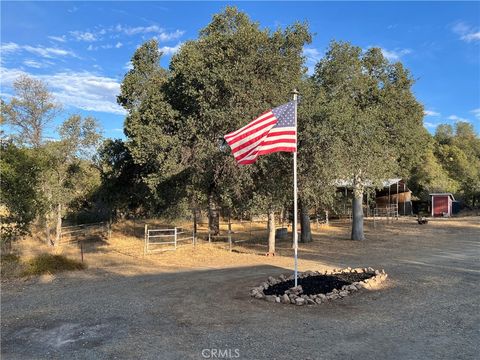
[1,75,61,147]
[312,42,427,239]
[119,6,312,229]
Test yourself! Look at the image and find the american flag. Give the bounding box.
[224,101,297,165]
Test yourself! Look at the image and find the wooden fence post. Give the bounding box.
[193,209,197,245]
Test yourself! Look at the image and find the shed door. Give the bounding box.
[434,196,448,216]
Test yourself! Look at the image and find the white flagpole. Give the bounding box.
[293,89,299,287]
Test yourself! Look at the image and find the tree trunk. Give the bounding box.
[45,216,52,246]
[351,191,365,240]
[55,203,62,246]
[267,210,275,256]
[208,194,219,235]
[192,208,197,239]
[300,201,312,243]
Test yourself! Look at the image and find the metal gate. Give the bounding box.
[144,225,195,254]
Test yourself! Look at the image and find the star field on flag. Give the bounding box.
[224,101,297,165]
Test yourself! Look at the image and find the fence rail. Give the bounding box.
[59,221,111,245]
[144,225,195,254]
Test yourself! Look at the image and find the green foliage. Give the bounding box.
[409,145,460,197]
[297,78,338,209]
[120,7,312,217]
[35,115,102,243]
[0,143,41,245]
[435,122,480,204]
[96,139,149,217]
[312,42,427,193]
[409,121,480,206]
[1,75,61,147]
[39,115,102,206]
[21,254,85,276]
[309,41,427,239]
[118,39,184,200]
[1,74,103,245]
[434,124,454,145]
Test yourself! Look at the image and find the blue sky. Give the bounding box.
[1,1,479,139]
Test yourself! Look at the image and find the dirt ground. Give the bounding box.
[1,217,479,359]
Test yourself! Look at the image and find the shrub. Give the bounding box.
[1,253,22,278]
[22,254,85,276]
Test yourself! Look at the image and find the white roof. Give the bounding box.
[429,193,455,200]
[335,178,403,189]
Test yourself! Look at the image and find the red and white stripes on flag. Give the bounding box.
[224,101,297,165]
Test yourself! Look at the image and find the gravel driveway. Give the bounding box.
[2,218,479,360]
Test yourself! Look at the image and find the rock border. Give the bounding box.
[250,267,388,306]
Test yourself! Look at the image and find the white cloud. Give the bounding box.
[24,45,75,58]
[48,35,67,43]
[1,66,126,115]
[51,24,184,51]
[303,47,322,75]
[46,72,126,114]
[423,121,437,129]
[115,24,184,41]
[124,61,133,71]
[448,114,470,123]
[0,67,25,84]
[155,29,185,42]
[452,22,480,43]
[87,42,124,51]
[471,108,480,119]
[159,43,182,56]
[1,42,76,59]
[462,32,480,42]
[23,59,50,68]
[424,110,440,117]
[1,42,21,54]
[379,47,412,61]
[70,30,98,42]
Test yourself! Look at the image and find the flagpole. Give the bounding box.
[292,89,299,287]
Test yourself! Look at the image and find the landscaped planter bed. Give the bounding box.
[250,267,388,306]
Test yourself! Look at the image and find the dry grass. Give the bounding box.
[21,254,85,276]
[1,251,85,279]
[1,253,23,278]
[6,216,479,280]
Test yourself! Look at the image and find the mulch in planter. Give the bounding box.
[263,272,373,296]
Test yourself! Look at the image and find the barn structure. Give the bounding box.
[375,179,412,216]
[335,178,413,217]
[430,193,455,217]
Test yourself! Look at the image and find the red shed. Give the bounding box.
[430,193,455,217]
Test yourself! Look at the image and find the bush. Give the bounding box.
[22,254,85,276]
[1,253,22,278]
[1,253,20,263]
